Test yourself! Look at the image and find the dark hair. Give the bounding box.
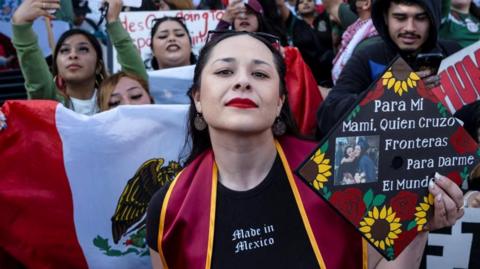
[183,31,298,165]
[232,6,265,32]
[256,0,289,46]
[383,0,424,18]
[53,29,107,85]
[343,145,354,158]
[149,16,197,70]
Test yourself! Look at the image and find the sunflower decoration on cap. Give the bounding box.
[298,143,332,191]
[359,206,402,250]
[381,67,420,96]
[414,193,434,231]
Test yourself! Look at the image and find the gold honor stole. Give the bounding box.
[158,136,367,269]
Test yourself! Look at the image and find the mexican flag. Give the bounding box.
[0,100,188,268]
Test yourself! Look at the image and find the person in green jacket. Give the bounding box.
[12,0,148,115]
[440,0,480,48]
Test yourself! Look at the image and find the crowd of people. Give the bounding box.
[1,0,480,267]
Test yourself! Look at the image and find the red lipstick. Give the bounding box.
[226,98,257,109]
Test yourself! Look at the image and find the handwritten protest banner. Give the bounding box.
[432,41,480,114]
[112,10,223,72]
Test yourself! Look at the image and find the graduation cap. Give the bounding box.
[296,57,480,260]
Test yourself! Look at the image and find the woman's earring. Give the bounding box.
[194,113,207,131]
[272,117,286,136]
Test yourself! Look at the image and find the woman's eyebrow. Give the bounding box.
[253,59,272,67]
[212,57,235,64]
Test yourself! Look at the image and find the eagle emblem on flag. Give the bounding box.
[93,158,181,256]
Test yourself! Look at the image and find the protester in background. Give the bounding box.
[216,0,289,45]
[323,0,360,49]
[12,0,148,115]
[149,17,196,70]
[215,0,270,34]
[97,71,153,111]
[323,0,359,29]
[0,32,18,70]
[213,0,301,65]
[146,30,465,269]
[72,0,92,29]
[316,0,462,139]
[257,0,291,44]
[331,0,378,83]
[440,0,480,48]
[71,0,108,45]
[277,0,335,87]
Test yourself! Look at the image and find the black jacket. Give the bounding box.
[286,12,334,87]
[316,0,461,139]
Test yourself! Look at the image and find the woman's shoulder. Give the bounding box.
[146,181,172,251]
[148,182,172,218]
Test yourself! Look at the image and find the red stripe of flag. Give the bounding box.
[0,101,87,268]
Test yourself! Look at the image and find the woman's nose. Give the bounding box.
[68,50,78,59]
[167,33,177,42]
[234,82,251,90]
[233,72,252,91]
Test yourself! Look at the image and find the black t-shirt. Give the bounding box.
[147,156,318,268]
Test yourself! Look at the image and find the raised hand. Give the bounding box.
[12,0,60,24]
[222,0,245,24]
[104,0,123,23]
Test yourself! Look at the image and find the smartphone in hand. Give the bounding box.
[414,52,444,74]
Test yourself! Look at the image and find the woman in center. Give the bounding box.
[146,32,464,268]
